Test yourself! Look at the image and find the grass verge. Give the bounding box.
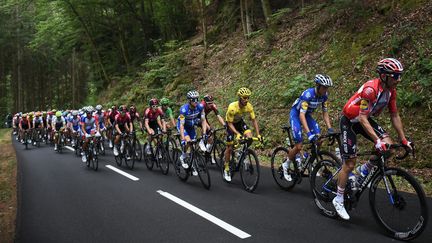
[0,129,16,242]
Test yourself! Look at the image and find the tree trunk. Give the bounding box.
[199,0,208,51]
[63,0,110,84]
[240,0,247,37]
[16,5,23,111]
[260,0,271,26]
[245,0,253,36]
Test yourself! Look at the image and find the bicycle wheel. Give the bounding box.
[114,145,123,166]
[195,151,211,189]
[98,139,105,155]
[124,142,135,170]
[271,147,297,190]
[86,152,91,168]
[157,146,170,175]
[212,139,225,169]
[144,143,154,170]
[369,167,428,241]
[134,139,142,162]
[310,159,340,218]
[92,153,98,171]
[166,138,177,163]
[240,149,260,193]
[173,148,188,181]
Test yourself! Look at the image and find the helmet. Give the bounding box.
[130,105,136,112]
[160,97,170,105]
[187,90,199,100]
[149,98,159,106]
[377,58,403,74]
[111,105,117,110]
[52,109,57,113]
[35,112,41,117]
[62,111,68,117]
[96,105,102,111]
[203,94,214,103]
[118,105,127,112]
[88,106,94,112]
[55,111,62,117]
[85,107,92,114]
[72,110,78,116]
[23,113,28,117]
[314,74,333,87]
[237,87,251,97]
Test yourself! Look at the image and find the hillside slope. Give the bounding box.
[99,1,432,171]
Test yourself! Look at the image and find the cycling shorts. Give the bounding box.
[226,119,250,145]
[289,109,320,144]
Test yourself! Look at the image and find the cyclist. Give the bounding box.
[67,110,81,147]
[223,87,262,182]
[52,111,66,151]
[12,113,20,135]
[143,98,166,155]
[282,74,334,181]
[107,105,119,148]
[160,97,176,128]
[177,90,207,174]
[32,112,44,145]
[129,105,143,132]
[113,105,132,157]
[18,113,31,144]
[94,105,107,139]
[81,107,100,162]
[199,94,226,154]
[333,58,413,220]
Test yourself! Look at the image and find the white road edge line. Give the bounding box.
[106,165,139,181]
[157,190,251,239]
[65,146,75,152]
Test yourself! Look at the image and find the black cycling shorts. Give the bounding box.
[339,115,388,159]
[226,119,249,144]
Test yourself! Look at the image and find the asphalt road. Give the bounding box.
[13,138,432,243]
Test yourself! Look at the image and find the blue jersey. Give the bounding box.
[68,116,81,131]
[291,88,329,114]
[177,103,205,128]
[80,116,96,133]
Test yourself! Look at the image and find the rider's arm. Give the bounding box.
[227,122,240,136]
[145,118,151,133]
[299,112,310,133]
[251,118,260,137]
[322,111,332,129]
[200,110,207,134]
[115,123,121,134]
[217,114,226,127]
[81,121,87,135]
[390,112,408,143]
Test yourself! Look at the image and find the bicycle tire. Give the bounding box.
[92,153,98,171]
[166,138,178,163]
[271,147,297,190]
[144,142,154,170]
[369,167,428,241]
[212,139,225,169]
[157,146,170,175]
[195,151,211,189]
[173,148,188,181]
[310,159,340,218]
[114,145,123,166]
[124,142,135,170]
[98,139,105,155]
[134,138,142,161]
[240,148,260,193]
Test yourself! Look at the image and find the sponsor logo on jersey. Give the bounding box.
[360,99,369,110]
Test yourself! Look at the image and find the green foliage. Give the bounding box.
[282,74,309,106]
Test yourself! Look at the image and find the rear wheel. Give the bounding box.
[124,142,135,170]
[310,159,340,218]
[369,167,428,241]
[157,146,169,175]
[212,139,225,169]
[240,149,260,193]
[173,148,188,181]
[134,139,142,161]
[271,147,297,190]
[144,142,154,170]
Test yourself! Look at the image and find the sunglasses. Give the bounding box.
[151,105,158,108]
[389,73,402,80]
[189,98,199,103]
[240,96,250,100]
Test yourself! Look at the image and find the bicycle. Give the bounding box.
[114,133,136,170]
[310,143,428,241]
[221,137,260,193]
[130,130,142,162]
[164,128,181,164]
[84,133,99,171]
[32,128,43,147]
[55,130,65,153]
[271,124,341,190]
[201,127,226,169]
[173,139,211,189]
[22,129,31,150]
[144,133,169,175]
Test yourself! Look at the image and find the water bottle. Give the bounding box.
[285,137,291,147]
[348,173,358,192]
[335,147,341,161]
[295,154,302,169]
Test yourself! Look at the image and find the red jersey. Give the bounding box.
[144,107,164,122]
[129,111,140,122]
[109,110,119,122]
[115,113,131,127]
[342,78,397,122]
[201,101,219,116]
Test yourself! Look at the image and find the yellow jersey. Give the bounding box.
[225,101,256,123]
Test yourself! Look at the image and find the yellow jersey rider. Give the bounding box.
[223,87,262,182]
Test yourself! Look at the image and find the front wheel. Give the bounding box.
[144,143,154,170]
[173,148,188,181]
[271,147,297,190]
[240,149,260,193]
[369,167,428,241]
[195,152,211,189]
[124,142,135,170]
[212,139,225,169]
[310,159,340,218]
